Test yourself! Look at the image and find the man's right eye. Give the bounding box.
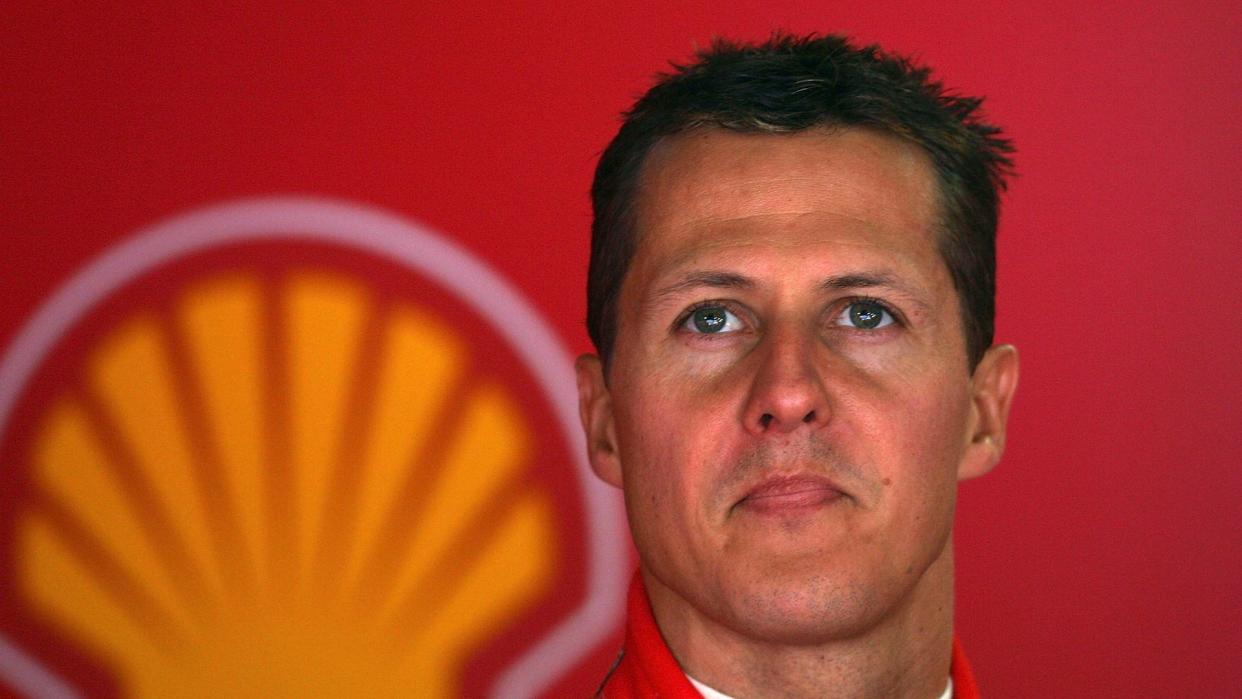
[683,305,742,334]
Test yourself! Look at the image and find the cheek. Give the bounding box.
[612,389,711,573]
[610,372,737,520]
[846,363,967,478]
[612,387,683,496]
[613,351,739,449]
[871,380,970,529]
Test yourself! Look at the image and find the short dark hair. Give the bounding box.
[587,33,1013,370]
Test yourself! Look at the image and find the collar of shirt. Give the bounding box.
[685,674,954,699]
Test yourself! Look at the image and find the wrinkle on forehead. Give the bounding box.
[633,127,940,243]
[655,211,927,269]
[639,208,948,313]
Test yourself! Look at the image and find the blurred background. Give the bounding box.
[2,2,1239,696]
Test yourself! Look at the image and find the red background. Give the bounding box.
[3,2,1240,696]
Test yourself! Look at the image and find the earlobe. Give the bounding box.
[574,354,624,488]
[958,344,1020,480]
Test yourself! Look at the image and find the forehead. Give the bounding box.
[628,127,944,285]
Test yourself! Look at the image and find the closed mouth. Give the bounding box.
[737,474,846,513]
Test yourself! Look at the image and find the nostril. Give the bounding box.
[760,413,774,429]
[802,410,816,423]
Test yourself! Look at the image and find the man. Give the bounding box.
[575,34,1019,698]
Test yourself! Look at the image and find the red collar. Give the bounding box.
[598,572,979,698]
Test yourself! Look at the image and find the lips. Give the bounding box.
[737,474,846,514]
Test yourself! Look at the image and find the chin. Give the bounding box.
[720,570,890,645]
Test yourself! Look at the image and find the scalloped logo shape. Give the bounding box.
[0,197,626,698]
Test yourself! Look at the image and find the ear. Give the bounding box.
[575,354,623,488]
[958,344,1020,481]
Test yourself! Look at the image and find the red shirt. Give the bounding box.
[597,573,980,698]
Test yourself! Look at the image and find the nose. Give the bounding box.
[741,328,832,435]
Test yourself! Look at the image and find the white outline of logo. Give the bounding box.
[0,196,628,699]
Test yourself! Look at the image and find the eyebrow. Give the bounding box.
[651,271,755,302]
[818,272,899,292]
[648,269,933,314]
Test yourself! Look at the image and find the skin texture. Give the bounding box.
[577,127,1019,698]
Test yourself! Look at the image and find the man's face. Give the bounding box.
[578,127,1014,644]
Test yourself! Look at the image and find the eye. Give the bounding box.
[682,304,744,334]
[835,299,895,330]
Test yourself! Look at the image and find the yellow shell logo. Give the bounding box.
[0,198,627,698]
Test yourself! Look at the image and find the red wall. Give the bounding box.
[3,2,1240,696]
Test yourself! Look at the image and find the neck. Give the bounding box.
[646,542,955,699]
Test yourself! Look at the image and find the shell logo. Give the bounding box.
[0,198,627,698]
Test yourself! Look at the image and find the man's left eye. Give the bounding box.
[835,300,895,330]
